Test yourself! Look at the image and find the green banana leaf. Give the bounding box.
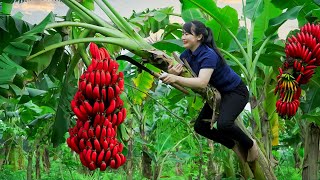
[271,0,318,26]
[206,5,239,49]
[253,0,282,42]
[265,6,303,36]
[244,0,264,20]
[153,39,184,54]
[300,68,320,125]
[180,0,239,49]
[131,68,154,105]
[128,7,173,38]
[0,15,33,54]
[24,33,62,75]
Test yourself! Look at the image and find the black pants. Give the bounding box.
[194,81,253,149]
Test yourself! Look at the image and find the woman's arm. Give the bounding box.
[161,68,214,89]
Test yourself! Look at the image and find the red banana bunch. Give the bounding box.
[275,23,319,119]
[67,43,127,171]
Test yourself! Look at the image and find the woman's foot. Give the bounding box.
[232,142,247,162]
[247,139,258,162]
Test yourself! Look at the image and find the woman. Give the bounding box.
[160,20,258,162]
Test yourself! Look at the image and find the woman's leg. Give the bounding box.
[216,81,254,150]
[194,103,235,149]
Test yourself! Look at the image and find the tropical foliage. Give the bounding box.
[0,0,319,179]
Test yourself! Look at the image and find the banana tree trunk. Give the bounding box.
[142,150,152,178]
[175,147,183,176]
[18,140,24,170]
[8,144,17,170]
[261,111,272,160]
[302,123,320,180]
[27,151,33,180]
[236,118,277,180]
[35,146,41,179]
[140,124,152,178]
[223,148,236,178]
[125,117,134,180]
[153,163,161,180]
[205,140,216,178]
[42,146,50,172]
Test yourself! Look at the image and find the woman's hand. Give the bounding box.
[160,73,179,84]
[168,64,184,75]
[160,68,214,89]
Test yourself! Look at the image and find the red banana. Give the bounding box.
[102,139,109,151]
[83,120,90,132]
[73,107,86,121]
[79,105,88,118]
[111,73,118,85]
[110,159,116,169]
[100,161,107,171]
[97,149,105,165]
[91,150,97,164]
[118,79,124,91]
[99,101,105,113]
[97,61,104,71]
[101,86,107,102]
[107,86,114,102]
[115,154,122,168]
[115,85,121,97]
[106,99,116,114]
[83,100,93,115]
[95,125,101,139]
[79,138,86,150]
[117,111,123,126]
[105,150,111,162]
[100,47,111,60]
[118,72,124,79]
[118,143,124,153]
[89,42,100,60]
[107,127,112,137]
[108,60,114,72]
[100,70,106,86]
[112,113,117,126]
[119,154,126,165]
[70,100,77,111]
[103,60,109,71]
[85,83,93,99]
[88,162,96,171]
[105,71,111,86]
[89,71,95,85]
[80,151,89,167]
[94,138,102,152]
[95,70,101,86]
[93,114,101,127]
[100,127,107,142]
[85,149,92,163]
[93,101,100,115]
[88,128,95,138]
[93,85,100,100]
[112,146,118,157]
[79,80,87,92]
[109,143,114,151]
[86,139,93,149]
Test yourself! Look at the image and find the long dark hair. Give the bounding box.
[183,20,226,64]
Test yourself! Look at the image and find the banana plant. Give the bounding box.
[0,1,248,179]
[13,0,302,179]
[23,0,191,148]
